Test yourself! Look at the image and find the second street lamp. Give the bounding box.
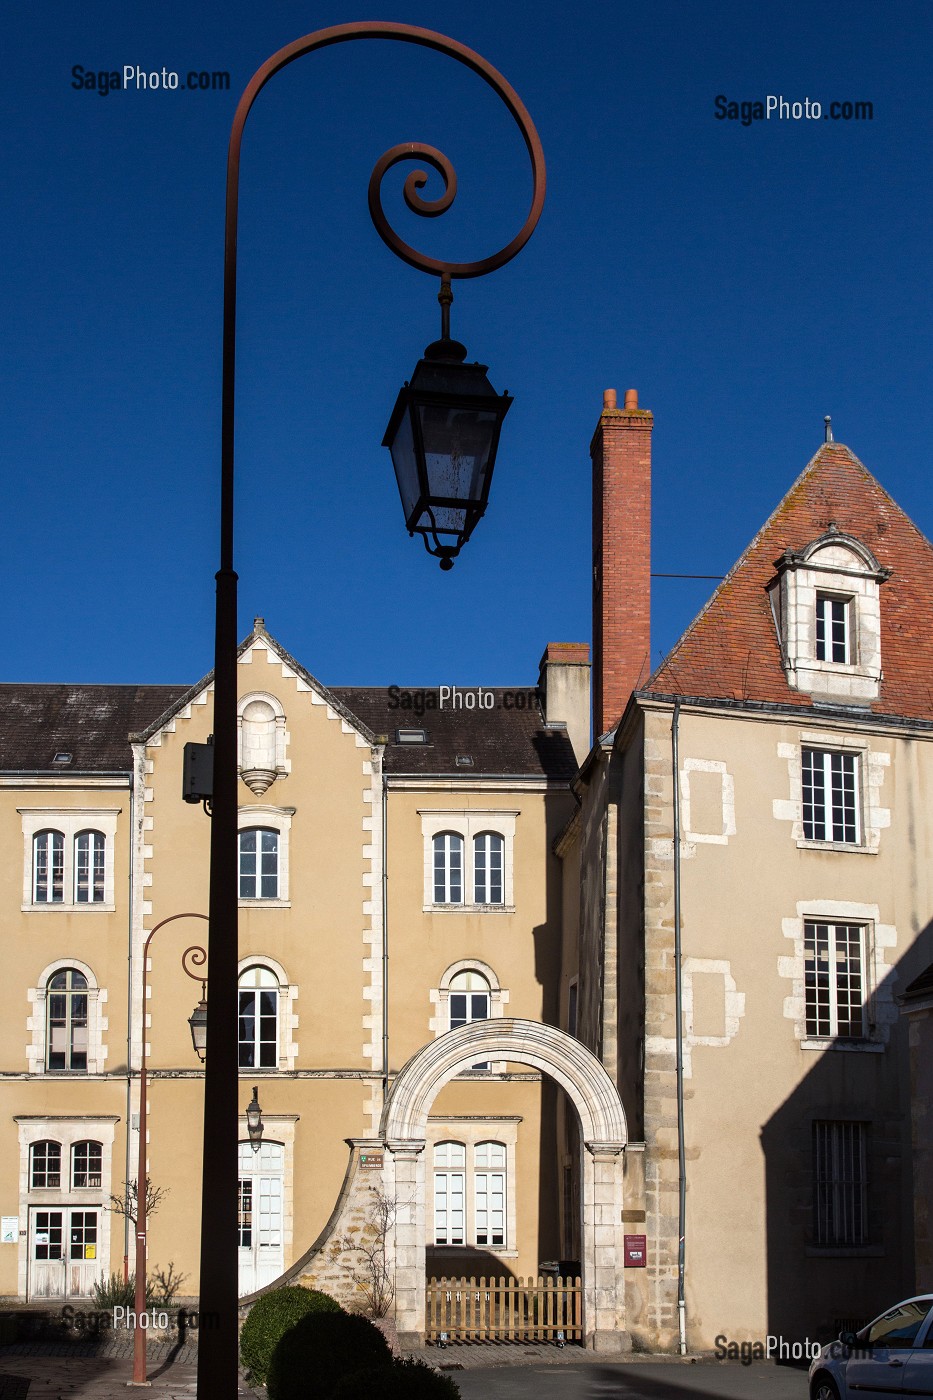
[203,22,545,1397]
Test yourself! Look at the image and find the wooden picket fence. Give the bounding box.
[425,1275,582,1344]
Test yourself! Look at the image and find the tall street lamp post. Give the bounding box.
[131,913,209,1387]
[202,23,545,1396]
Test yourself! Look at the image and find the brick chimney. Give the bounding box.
[591,388,652,735]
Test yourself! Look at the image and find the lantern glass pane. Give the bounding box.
[387,409,420,524]
[417,404,497,527]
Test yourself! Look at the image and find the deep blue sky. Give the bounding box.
[3,1,931,689]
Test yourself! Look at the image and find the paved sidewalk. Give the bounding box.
[0,1343,264,1399]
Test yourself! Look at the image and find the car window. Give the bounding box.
[923,1306,933,1346]
[867,1302,932,1349]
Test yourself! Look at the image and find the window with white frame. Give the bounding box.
[802,749,859,843]
[804,921,866,1038]
[30,1140,61,1189]
[71,1141,103,1189]
[432,1139,509,1248]
[473,833,503,904]
[33,831,64,903]
[20,809,119,911]
[433,833,464,905]
[47,969,89,1071]
[449,969,490,1071]
[813,1120,867,1246]
[74,831,106,903]
[473,1141,506,1246]
[815,594,852,664]
[421,811,518,910]
[238,966,279,1069]
[237,808,294,905]
[239,828,279,900]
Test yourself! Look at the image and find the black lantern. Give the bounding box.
[188,994,208,1062]
[246,1086,264,1153]
[384,288,512,570]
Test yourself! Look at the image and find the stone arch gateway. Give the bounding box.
[380,1018,630,1351]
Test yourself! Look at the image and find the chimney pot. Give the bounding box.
[603,389,617,411]
[624,389,638,410]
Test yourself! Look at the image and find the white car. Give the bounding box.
[809,1294,933,1399]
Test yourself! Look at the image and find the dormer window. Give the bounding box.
[770,526,890,703]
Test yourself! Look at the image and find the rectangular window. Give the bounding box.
[239,829,278,900]
[816,594,851,663]
[802,749,859,843]
[474,1143,506,1246]
[238,1179,253,1247]
[434,1171,465,1245]
[813,1120,867,1245]
[804,921,866,1038]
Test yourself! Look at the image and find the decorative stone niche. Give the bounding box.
[238,694,288,796]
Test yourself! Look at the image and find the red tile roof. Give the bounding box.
[647,443,933,720]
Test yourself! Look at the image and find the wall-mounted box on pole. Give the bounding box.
[182,740,214,804]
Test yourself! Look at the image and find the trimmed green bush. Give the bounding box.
[240,1285,342,1385]
[267,1310,391,1400]
[330,1358,462,1399]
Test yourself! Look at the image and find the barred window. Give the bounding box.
[813,1120,867,1246]
[74,831,105,904]
[802,749,859,843]
[804,921,865,1038]
[30,1140,61,1189]
[473,833,503,904]
[816,594,851,663]
[433,833,464,905]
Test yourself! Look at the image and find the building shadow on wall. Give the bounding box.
[760,918,932,1344]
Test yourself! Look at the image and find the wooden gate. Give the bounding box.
[425,1275,582,1343]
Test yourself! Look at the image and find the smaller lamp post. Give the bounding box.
[130,916,209,1388]
[245,1087,264,1153]
[383,276,512,570]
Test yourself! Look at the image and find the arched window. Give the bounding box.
[30,1140,61,1189]
[473,833,503,905]
[46,969,88,1071]
[33,830,64,903]
[74,830,105,904]
[72,1141,103,1189]
[474,1142,506,1247]
[433,833,464,905]
[238,966,279,1069]
[433,1142,466,1245]
[239,828,279,900]
[449,969,491,1070]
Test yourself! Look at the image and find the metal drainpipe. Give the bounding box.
[123,765,136,1282]
[671,700,687,1355]
[381,768,389,1113]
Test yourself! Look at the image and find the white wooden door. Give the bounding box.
[29,1208,101,1299]
[237,1141,284,1296]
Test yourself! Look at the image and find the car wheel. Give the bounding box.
[810,1375,841,1400]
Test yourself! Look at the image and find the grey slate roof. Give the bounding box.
[332,688,577,779]
[0,680,577,782]
[0,684,189,773]
[902,963,933,1002]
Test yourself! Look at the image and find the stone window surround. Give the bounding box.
[679,758,737,847]
[237,806,296,907]
[427,1116,520,1257]
[419,810,518,912]
[27,960,108,1075]
[770,529,890,702]
[774,731,890,854]
[779,899,899,1051]
[236,956,299,1073]
[18,808,121,912]
[14,1115,118,1301]
[429,960,510,1076]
